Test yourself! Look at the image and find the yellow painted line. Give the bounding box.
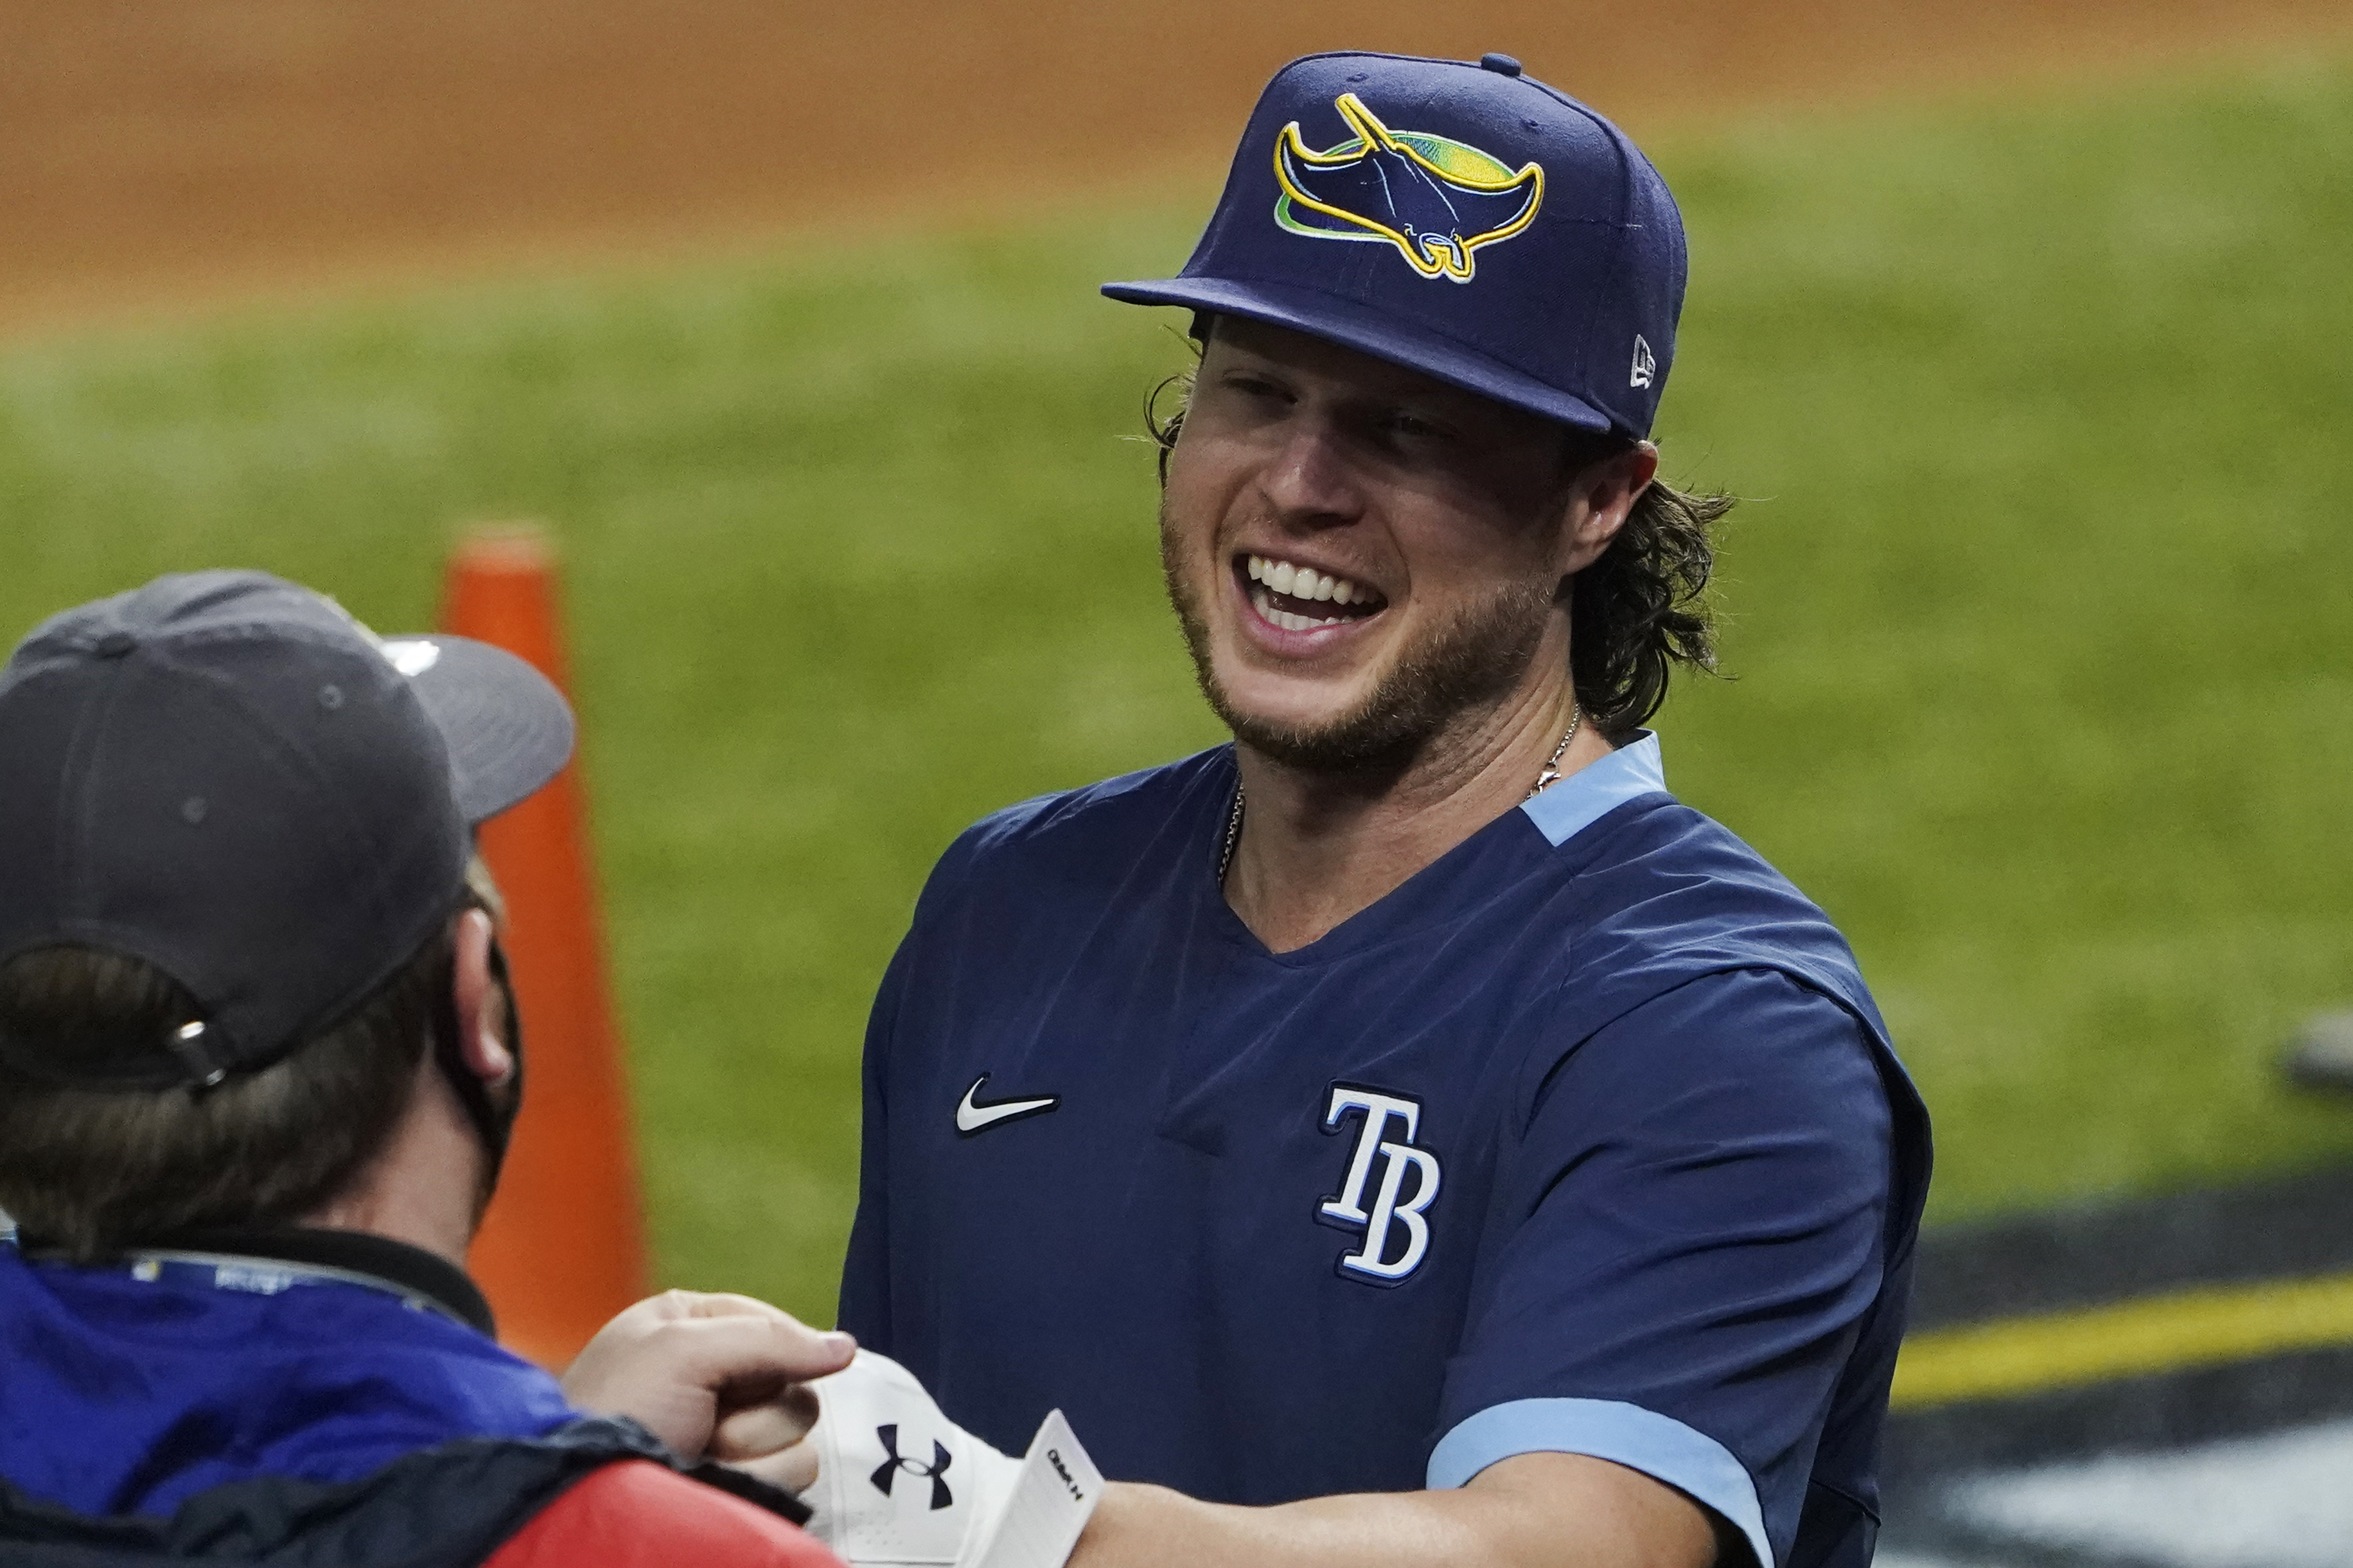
[1892,1269,2353,1410]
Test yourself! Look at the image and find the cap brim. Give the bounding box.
[1102,276,1617,434]
[386,635,576,824]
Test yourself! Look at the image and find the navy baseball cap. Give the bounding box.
[1104,50,1687,438]
[0,570,574,1090]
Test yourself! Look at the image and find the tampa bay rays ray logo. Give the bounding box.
[1273,93,1544,284]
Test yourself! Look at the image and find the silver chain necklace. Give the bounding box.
[1217,705,1583,885]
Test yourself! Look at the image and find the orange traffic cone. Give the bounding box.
[441,524,648,1368]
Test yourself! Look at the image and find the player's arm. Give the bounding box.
[1078,1453,1729,1568]
[742,1353,1726,1568]
[1077,969,1898,1568]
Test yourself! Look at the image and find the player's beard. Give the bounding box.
[1160,504,1557,776]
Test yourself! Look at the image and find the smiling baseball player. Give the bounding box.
[828,49,1930,1568]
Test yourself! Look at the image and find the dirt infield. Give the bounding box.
[3,0,2347,335]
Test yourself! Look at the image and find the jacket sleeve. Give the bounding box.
[484,1461,843,1568]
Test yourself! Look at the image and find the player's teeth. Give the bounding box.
[1251,584,1357,633]
[1258,590,1311,632]
[1251,556,1380,610]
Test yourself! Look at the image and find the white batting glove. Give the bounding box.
[798,1350,1102,1568]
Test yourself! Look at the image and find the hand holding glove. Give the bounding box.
[561,1290,851,1458]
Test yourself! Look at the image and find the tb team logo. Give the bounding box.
[1317,1084,1442,1284]
[1273,93,1544,284]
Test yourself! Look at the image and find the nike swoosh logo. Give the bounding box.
[956,1074,1060,1136]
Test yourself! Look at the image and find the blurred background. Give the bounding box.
[4,3,2352,1558]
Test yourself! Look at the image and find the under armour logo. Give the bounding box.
[1316,1084,1442,1284]
[1630,335,1656,389]
[869,1423,953,1510]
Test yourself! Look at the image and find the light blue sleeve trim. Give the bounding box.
[1519,730,1668,847]
[1427,1397,1773,1568]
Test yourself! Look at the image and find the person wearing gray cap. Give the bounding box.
[0,571,849,1568]
[815,48,1932,1568]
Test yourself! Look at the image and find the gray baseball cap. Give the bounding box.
[0,570,574,1089]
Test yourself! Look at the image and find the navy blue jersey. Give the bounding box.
[840,736,1930,1568]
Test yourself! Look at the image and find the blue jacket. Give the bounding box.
[0,1229,572,1518]
[0,1228,817,1567]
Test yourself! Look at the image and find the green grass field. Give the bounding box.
[3,53,2349,1323]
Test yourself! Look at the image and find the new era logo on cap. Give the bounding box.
[1104,49,1688,439]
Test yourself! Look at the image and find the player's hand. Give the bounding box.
[560,1289,854,1461]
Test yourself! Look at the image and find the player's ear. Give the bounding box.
[1553,440,1658,578]
[449,909,516,1088]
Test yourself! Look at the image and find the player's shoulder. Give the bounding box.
[921,747,1228,904]
[1540,781,1883,1041]
[1538,783,1928,1155]
[1528,793,1928,1180]
[1589,798,1828,929]
[967,746,1221,846]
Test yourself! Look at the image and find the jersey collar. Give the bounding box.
[1519,730,1666,847]
[1205,730,1673,966]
